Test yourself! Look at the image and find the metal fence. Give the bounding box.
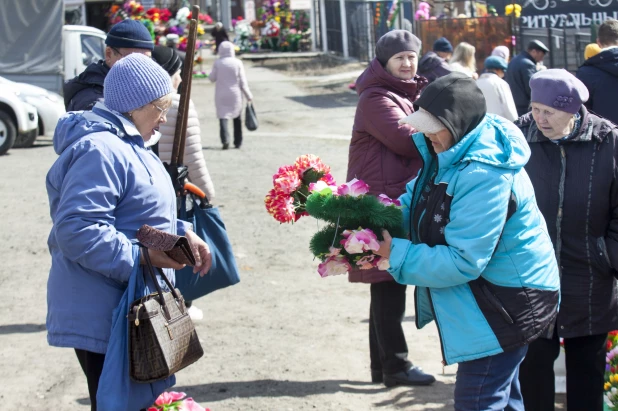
[518,26,592,72]
[418,17,514,71]
[321,0,414,62]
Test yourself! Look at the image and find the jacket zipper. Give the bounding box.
[427,288,448,366]
[556,145,566,277]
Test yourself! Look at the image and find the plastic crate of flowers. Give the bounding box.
[265,155,405,277]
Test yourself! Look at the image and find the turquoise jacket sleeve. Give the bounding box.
[398,179,416,236]
[388,165,511,288]
[53,140,136,283]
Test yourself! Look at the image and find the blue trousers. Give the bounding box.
[454,345,528,411]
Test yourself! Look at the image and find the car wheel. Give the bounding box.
[13,128,38,148]
[0,110,16,155]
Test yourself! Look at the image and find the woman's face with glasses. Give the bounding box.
[129,94,173,141]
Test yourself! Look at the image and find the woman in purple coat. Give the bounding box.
[347,30,434,387]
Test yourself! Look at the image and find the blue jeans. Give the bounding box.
[454,345,528,411]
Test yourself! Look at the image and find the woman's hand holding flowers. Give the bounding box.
[375,230,393,260]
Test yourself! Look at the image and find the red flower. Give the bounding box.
[294,154,330,175]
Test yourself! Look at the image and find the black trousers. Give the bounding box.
[519,332,607,411]
[369,281,412,375]
[75,349,106,411]
[219,116,242,147]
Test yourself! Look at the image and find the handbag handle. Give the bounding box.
[140,247,186,320]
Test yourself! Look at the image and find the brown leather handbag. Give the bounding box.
[128,247,204,382]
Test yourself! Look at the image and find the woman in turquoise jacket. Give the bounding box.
[374,73,560,410]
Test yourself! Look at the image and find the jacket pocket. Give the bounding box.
[480,284,514,325]
[589,236,613,276]
[597,237,613,269]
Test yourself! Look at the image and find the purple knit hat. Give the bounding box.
[529,69,589,114]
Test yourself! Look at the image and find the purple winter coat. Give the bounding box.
[347,58,427,283]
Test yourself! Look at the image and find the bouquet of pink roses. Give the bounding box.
[148,391,209,411]
[265,155,406,277]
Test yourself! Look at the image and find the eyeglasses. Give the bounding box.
[152,103,170,119]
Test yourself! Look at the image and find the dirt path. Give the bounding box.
[0,58,563,410]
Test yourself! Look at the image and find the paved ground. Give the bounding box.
[0,57,564,410]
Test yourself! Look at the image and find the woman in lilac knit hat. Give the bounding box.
[516,69,618,411]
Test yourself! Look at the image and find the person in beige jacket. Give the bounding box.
[152,46,215,202]
[152,46,215,321]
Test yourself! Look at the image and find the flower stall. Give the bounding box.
[249,0,312,52]
[107,1,213,75]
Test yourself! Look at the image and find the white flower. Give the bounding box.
[439,226,445,235]
[434,214,443,223]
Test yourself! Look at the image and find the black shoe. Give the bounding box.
[234,145,241,149]
[383,366,436,387]
[222,143,230,150]
[371,369,383,384]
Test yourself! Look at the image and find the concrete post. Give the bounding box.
[310,0,317,51]
[339,0,349,58]
[319,0,328,52]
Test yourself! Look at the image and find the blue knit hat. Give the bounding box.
[104,53,172,113]
[433,37,453,53]
[105,20,154,50]
[484,56,508,71]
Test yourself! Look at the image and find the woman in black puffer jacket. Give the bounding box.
[515,69,618,411]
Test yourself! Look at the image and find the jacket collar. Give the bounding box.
[89,102,145,147]
[521,51,536,64]
[524,106,596,144]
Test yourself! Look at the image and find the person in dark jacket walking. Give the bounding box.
[417,37,453,83]
[348,30,435,388]
[516,69,618,411]
[577,19,618,124]
[505,40,548,116]
[211,22,229,54]
[63,19,154,112]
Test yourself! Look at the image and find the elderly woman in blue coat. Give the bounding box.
[46,54,212,410]
[374,73,560,410]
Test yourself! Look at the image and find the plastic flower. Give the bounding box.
[265,189,296,223]
[318,255,351,277]
[155,391,186,406]
[338,178,370,197]
[320,172,337,186]
[356,254,376,270]
[341,228,380,254]
[273,165,301,195]
[377,194,401,206]
[294,154,330,175]
[376,257,390,271]
[309,180,338,195]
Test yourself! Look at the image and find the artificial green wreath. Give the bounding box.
[306,192,407,258]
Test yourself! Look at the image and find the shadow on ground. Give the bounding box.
[0,323,46,334]
[286,92,358,109]
[175,379,454,407]
[360,316,415,324]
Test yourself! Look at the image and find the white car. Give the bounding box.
[0,89,38,155]
[0,76,65,147]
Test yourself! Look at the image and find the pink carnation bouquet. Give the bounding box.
[264,154,336,223]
